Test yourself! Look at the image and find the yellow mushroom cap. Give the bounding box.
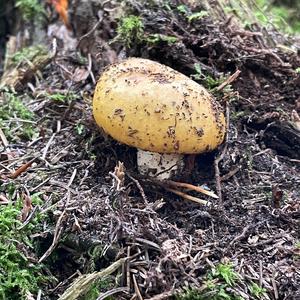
[93,58,226,154]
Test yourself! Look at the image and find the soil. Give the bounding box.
[0,0,299,299]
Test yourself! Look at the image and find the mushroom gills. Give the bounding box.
[137,149,184,179]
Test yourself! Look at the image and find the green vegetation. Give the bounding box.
[177,5,209,22]
[48,93,69,102]
[47,91,78,103]
[116,15,144,48]
[0,92,38,141]
[76,123,85,135]
[249,282,267,298]
[231,111,246,121]
[177,4,189,14]
[178,263,270,299]
[115,15,177,47]
[0,197,49,299]
[191,63,219,88]
[80,277,114,300]
[191,64,232,92]
[212,263,238,286]
[15,0,45,22]
[254,0,300,33]
[176,263,242,300]
[188,11,209,22]
[222,0,299,34]
[147,34,178,44]
[10,45,47,66]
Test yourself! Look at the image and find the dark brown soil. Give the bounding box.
[0,1,299,299]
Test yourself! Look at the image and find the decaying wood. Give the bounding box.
[262,122,300,159]
[0,42,53,91]
[58,258,126,300]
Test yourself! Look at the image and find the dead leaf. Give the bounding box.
[10,158,36,179]
[248,235,259,244]
[72,67,89,82]
[291,110,300,131]
[272,185,283,208]
[21,193,32,222]
[50,0,70,29]
[0,194,9,204]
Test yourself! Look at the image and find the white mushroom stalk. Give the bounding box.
[137,150,184,179]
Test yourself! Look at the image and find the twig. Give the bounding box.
[271,271,279,299]
[42,133,56,160]
[216,70,241,91]
[145,290,174,300]
[220,166,239,181]
[96,287,129,300]
[67,169,77,187]
[30,177,51,192]
[76,11,103,49]
[18,205,39,230]
[88,53,96,85]
[166,180,219,199]
[231,30,263,37]
[127,246,131,291]
[238,258,244,273]
[164,187,209,206]
[214,101,230,202]
[36,289,42,300]
[0,162,13,174]
[135,238,161,251]
[49,271,80,295]
[214,150,226,202]
[259,260,263,288]
[241,46,287,66]
[38,191,70,263]
[59,258,126,300]
[132,274,143,300]
[0,128,8,147]
[228,224,252,247]
[109,172,123,191]
[51,38,58,58]
[127,173,148,204]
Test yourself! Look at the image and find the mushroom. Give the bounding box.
[93,58,226,179]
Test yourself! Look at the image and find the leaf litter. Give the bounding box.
[0,0,299,299]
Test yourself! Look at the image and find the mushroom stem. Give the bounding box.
[137,150,184,179]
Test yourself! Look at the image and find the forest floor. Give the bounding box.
[0,1,299,299]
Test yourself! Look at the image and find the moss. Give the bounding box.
[176,263,242,300]
[10,45,48,67]
[79,277,115,300]
[47,91,78,103]
[0,91,38,141]
[146,34,178,44]
[0,201,50,299]
[249,282,267,298]
[116,15,144,48]
[15,0,45,22]
[256,0,300,33]
[191,64,232,92]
